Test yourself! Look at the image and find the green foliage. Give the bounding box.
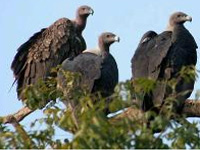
[133,78,156,94]
[168,121,200,149]
[22,76,62,109]
[179,65,197,83]
[0,66,200,149]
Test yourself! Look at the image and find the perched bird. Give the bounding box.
[58,32,120,110]
[131,12,198,112]
[11,5,94,100]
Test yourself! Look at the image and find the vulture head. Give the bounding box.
[75,5,94,33]
[169,12,192,26]
[99,32,120,49]
[77,5,94,18]
[83,32,119,56]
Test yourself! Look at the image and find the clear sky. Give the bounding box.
[0,0,200,139]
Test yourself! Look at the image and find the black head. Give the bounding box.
[169,12,192,26]
[76,5,94,18]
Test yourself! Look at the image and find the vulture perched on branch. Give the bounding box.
[58,32,119,107]
[131,12,198,113]
[11,5,94,100]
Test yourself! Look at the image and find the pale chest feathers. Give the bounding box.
[82,46,102,56]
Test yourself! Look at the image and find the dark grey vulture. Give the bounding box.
[11,5,94,100]
[131,12,198,112]
[57,32,119,105]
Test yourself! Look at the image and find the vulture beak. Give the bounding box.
[114,36,120,42]
[89,8,94,15]
[185,15,192,22]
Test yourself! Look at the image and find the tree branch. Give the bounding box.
[1,99,200,125]
[182,100,200,117]
[8,115,36,148]
[113,99,200,121]
[0,106,34,124]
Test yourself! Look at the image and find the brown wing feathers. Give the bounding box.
[11,5,93,100]
[11,28,46,79]
[12,18,75,99]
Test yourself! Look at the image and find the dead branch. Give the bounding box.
[113,99,200,121]
[1,99,200,125]
[182,100,200,117]
[0,106,34,124]
[9,115,36,148]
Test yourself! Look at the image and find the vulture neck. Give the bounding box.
[74,16,87,34]
[166,23,186,32]
[82,39,111,58]
[166,24,185,41]
[167,24,197,49]
[99,39,110,59]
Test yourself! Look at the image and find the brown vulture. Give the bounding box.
[57,32,119,112]
[11,5,94,100]
[131,12,198,113]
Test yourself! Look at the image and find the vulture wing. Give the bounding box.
[132,31,172,111]
[11,18,81,99]
[11,28,46,80]
[147,31,172,79]
[58,52,102,93]
[58,53,118,98]
[132,31,172,80]
[92,54,118,97]
[132,31,158,79]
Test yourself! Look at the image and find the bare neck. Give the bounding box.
[167,23,193,47]
[74,16,87,34]
[98,39,110,58]
[166,23,184,32]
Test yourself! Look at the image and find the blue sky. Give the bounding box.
[0,0,200,139]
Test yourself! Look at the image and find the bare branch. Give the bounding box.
[113,99,200,122]
[182,100,200,117]
[9,115,36,148]
[1,99,200,125]
[0,106,34,124]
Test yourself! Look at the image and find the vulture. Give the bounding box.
[57,32,119,109]
[11,5,94,100]
[131,12,198,113]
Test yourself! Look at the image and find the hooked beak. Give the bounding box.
[89,8,94,16]
[114,36,120,42]
[185,15,192,22]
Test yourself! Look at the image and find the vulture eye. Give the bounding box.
[82,8,86,10]
[106,35,110,38]
[177,14,181,17]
